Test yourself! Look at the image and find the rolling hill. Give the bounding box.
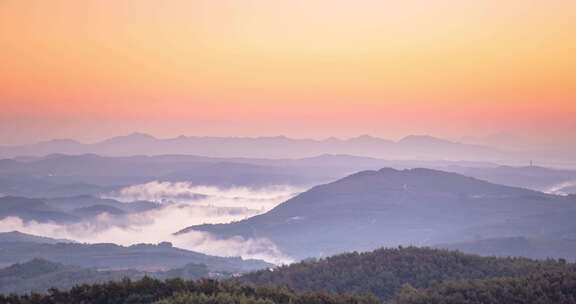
[0,258,211,294]
[0,232,271,273]
[0,195,158,223]
[185,168,576,258]
[237,246,573,301]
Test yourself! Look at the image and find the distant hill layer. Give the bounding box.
[0,133,504,161]
[0,231,73,244]
[0,234,271,273]
[0,259,209,294]
[2,153,575,200]
[187,168,576,258]
[0,195,158,223]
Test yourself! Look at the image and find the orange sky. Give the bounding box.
[0,0,575,144]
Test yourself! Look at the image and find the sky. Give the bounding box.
[1,0,575,145]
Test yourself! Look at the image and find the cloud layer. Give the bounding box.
[0,182,304,264]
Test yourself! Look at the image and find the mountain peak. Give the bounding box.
[125,132,156,139]
[398,135,454,145]
[347,135,393,144]
[334,167,527,195]
[100,132,157,144]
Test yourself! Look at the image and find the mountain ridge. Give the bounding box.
[184,168,576,259]
[0,133,505,161]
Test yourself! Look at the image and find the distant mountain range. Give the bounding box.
[2,153,575,199]
[184,168,576,259]
[0,133,508,161]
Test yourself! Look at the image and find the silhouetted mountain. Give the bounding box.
[398,135,455,145]
[71,204,126,217]
[437,237,576,261]
[0,195,158,223]
[45,195,158,213]
[0,240,271,272]
[0,133,506,161]
[237,246,572,301]
[0,154,326,194]
[99,132,158,146]
[0,196,79,223]
[185,168,576,258]
[0,231,73,244]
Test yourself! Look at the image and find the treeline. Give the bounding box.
[0,277,379,304]
[0,259,209,294]
[394,270,576,304]
[238,246,573,301]
[2,247,576,303]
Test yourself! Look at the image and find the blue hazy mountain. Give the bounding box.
[0,238,271,273]
[185,168,576,259]
[0,133,505,161]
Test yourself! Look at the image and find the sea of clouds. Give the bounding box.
[0,181,305,264]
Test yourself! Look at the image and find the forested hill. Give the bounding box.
[237,247,574,301]
[394,270,576,304]
[0,277,379,304]
[2,247,575,303]
[188,168,576,259]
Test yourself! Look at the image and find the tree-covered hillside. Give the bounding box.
[2,247,575,303]
[0,259,210,294]
[0,277,379,304]
[394,270,576,304]
[238,247,573,301]
[189,168,576,259]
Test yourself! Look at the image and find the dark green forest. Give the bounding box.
[394,270,576,304]
[238,247,573,301]
[2,247,575,304]
[0,278,378,304]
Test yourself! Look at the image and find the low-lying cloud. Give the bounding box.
[0,182,304,264]
[544,180,576,195]
[106,181,301,212]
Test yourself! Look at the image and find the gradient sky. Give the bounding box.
[1,0,575,145]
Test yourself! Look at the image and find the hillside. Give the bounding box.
[184,168,576,258]
[0,277,379,304]
[394,270,576,304]
[237,247,572,301]
[0,231,73,244]
[2,247,575,303]
[0,259,212,294]
[0,240,271,273]
[3,153,575,201]
[0,196,78,223]
[0,195,159,223]
[0,259,141,294]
